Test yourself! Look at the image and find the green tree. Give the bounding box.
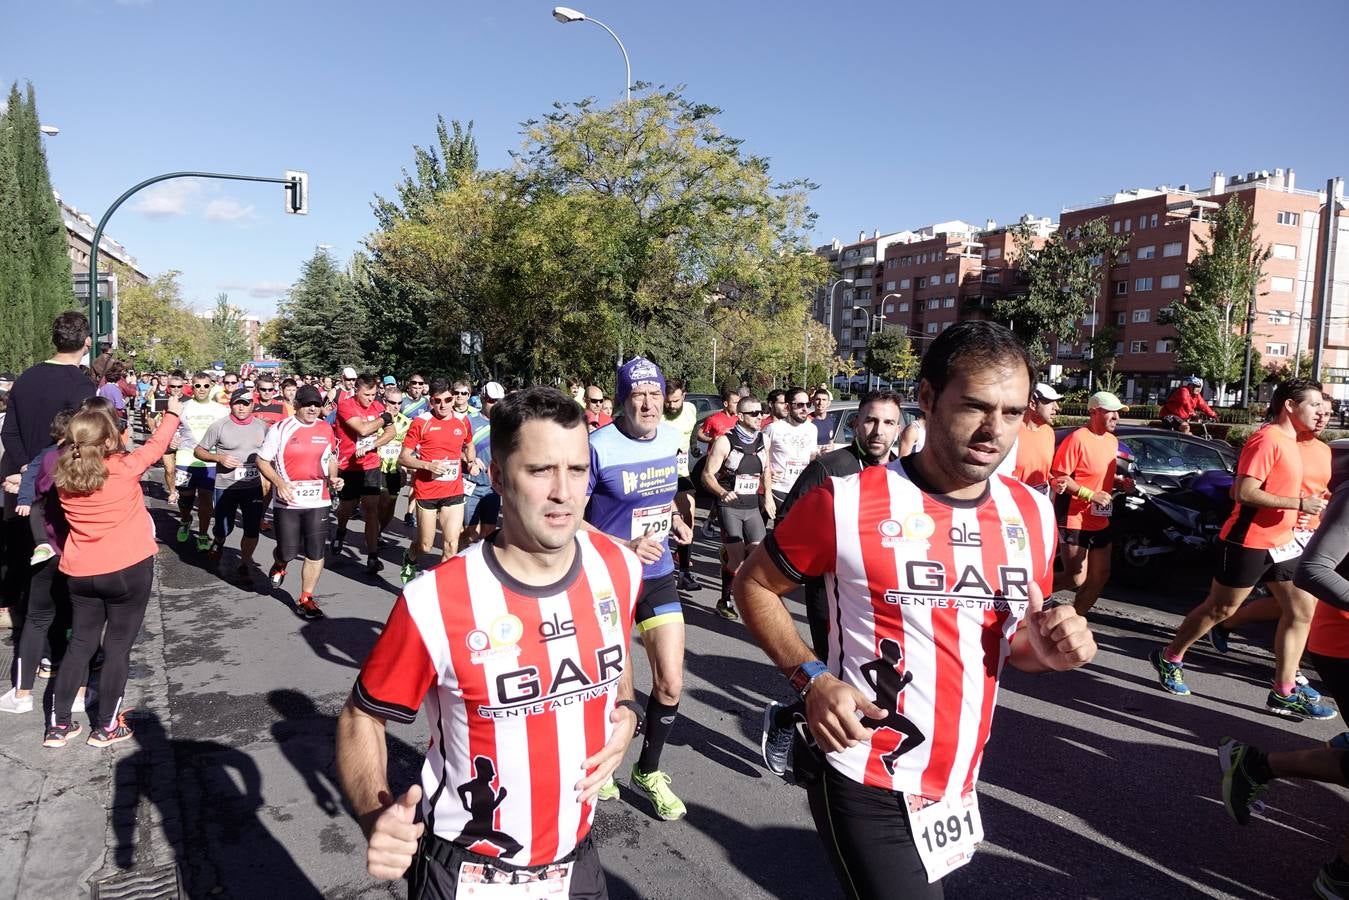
[13,84,73,361]
[0,86,34,373]
[116,271,207,372]
[206,293,252,371]
[273,250,365,374]
[996,217,1127,366]
[1160,197,1271,403]
[369,88,829,384]
[865,328,919,384]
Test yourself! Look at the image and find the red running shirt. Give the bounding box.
[336,396,387,471]
[257,417,337,509]
[1050,428,1118,531]
[353,533,641,866]
[402,411,473,500]
[1220,425,1303,549]
[765,461,1056,799]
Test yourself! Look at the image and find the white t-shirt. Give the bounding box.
[763,418,818,495]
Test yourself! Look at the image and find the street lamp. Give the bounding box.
[39,124,59,136]
[552,7,632,105]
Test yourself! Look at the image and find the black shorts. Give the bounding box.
[407,833,606,900]
[677,475,696,493]
[806,764,942,900]
[1214,539,1297,589]
[636,572,682,634]
[339,467,383,501]
[417,495,466,511]
[469,491,502,528]
[1060,526,1113,550]
[385,470,402,495]
[213,484,264,538]
[275,506,329,562]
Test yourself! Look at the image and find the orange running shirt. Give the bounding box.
[1219,424,1303,549]
[1050,427,1118,531]
[1297,436,1332,532]
[1012,420,1056,489]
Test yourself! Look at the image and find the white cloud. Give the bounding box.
[218,280,290,299]
[204,198,255,222]
[133,180,200,218]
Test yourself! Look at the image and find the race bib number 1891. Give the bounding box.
[906,791,983,883]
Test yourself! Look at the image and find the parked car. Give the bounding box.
[1053,425,1237,481]
[684,393,721,416]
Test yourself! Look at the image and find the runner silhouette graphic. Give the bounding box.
[859,638,926,775]
[455,755,523,859]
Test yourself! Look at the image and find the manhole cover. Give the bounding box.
[91,864,181,899]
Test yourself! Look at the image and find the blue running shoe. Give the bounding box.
[1218,737,1269,825]
[1267,689,1338,720]
[1150,647,1190,695]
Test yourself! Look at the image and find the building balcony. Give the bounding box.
[851,276,874,288]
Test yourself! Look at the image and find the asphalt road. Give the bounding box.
[145,497,1345,900]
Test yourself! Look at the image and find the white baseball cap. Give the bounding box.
[481,381,505,400]
[341,366,358,379]
[1033,383,1063,402]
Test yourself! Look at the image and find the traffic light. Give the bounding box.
[285,170,308,215]
[95,299,113,339]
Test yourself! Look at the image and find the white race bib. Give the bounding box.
[1294,528,1315,549]
[906,791,984,883]
[676,449,690,478]
[734,473,761,495]
[379,443,402,461]
[455,859,575,897]
[291,479,324,502]
[463,480,477,497]
[355,434,376,454]
[1089,500,1112,519]
[433,459,461,482]
[234,465,258,482]
[1270,538,1301,563]
[631,502,673,541]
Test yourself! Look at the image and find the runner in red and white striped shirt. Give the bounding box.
[737,321,1096,899]
[337,387,644,899]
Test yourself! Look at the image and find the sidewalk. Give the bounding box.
[0,542,184,900]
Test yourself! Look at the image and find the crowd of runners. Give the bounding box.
[4,310,1349,898]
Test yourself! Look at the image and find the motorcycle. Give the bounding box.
[1110,463,1234,586]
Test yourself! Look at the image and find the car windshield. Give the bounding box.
[1121,435,1230,476]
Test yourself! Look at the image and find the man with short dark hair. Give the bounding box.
[333,374,398,576]
[810,388,834,451]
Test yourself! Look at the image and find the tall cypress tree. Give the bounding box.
[16,83,74,361]
[0,86,36,372]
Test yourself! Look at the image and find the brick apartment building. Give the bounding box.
[813,167,1348,402]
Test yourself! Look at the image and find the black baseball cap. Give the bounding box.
[295,385,324,406]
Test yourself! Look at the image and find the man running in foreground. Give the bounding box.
[336,387,644,898]
[736,321,1096,899]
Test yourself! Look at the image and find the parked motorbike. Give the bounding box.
[1111,464,1234,586]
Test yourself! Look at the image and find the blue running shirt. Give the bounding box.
[585,421,682,579]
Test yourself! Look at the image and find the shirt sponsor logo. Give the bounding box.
[538,612,577,643]
[620,463,678,496]
[948,524,981,548]
[468,614,525,664]
[478,645,625,719]
[882,561,1032,610]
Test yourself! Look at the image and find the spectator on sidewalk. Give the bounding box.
[42,392,183,749]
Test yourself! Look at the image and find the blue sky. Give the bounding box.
[5,0,1347,318]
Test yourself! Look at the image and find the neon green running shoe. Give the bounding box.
[631,764,686,821]
[176,525,191,544]
[195,534,213,552]
[596,776,619,802]
[400,560,417,585]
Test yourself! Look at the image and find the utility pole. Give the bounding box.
[1312,177,1345,383]
[1240,279,1256,408]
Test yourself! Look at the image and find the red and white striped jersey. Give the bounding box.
[257,417,337,509]
[766,458,1056,800]
[353,532,641,867]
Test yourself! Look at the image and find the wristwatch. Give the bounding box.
[616,699,645,736]
[789,660,830,699]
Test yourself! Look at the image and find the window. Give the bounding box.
[899,278,911,289]
[1277,211,1300,226]
[1124,218,1132,232]
[1272,243,1297,260]
[1135,277,1153,292]
[926,322,939,334]
[1122,435,1225,476]
[1137,216,1148,230]
[1156,339,1175,353]
[942,321,954,330]
[885,281,896,291]
[843,290,853,302]
[844,250,857,260]
[1160,274,1181,289]
[1083,313,1098,326]
[1132,308,1151,323]
[944,272,956,284]
[859,289,871,300]
[1268,310,1291,325]
[1113,220,1121,234]
[1151,213,1159,228]
[983,270,1001,284]
[1137,245,1156,260]
[902,256,912,266]
[1114,280,1128,296]
[1116,250,1131,265]
[1115,312,1126,326]
[1130,340,1148,353]
[898,302,909,312]
[916,277,927,288]
[1089,253,1104,266]
[1266,343,1288,357]
[1163,241,1183,257]
[943,296,956,308]
[1270,276,1294,293]
[986,247,1002,260]
[1057,342,1074,355]
[927,299,941,310]
[1114,341,1125,356]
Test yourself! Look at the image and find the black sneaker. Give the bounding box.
[329,527,347,553]
[1218,737,1269,825]
[760,701,793,777]
[42,721,83,749]
[366,555,384,576]
[1209,625,1231,655]
[402,511,415,527]
[715,598,739,620]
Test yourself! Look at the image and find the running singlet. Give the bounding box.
[402,412,472,500]
[381,407,413,475]
[351,533,641,867]
[715,426,765,510]
[175,399,225,469]
[335,396,387,471]
[663,402,698,478]
[401,395,429,419]
[1012,422,1055,490]
[585,421,682,579]
[258,417,337,509]
[1050,428,1118,531]
[766,461,1056,797]
[763,419,817,495]
[1220,425,1303,550]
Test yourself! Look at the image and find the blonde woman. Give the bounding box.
[43,394,181,748]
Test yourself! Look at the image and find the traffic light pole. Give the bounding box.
[88,170,306,345]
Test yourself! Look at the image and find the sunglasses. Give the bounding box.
[431,397,456,405]
[452,390,470,396]
[259,387,277,393]
[408,380,426,386]
[298,401,323,409]
[790,401,810,408]
[587,397,604,403]
[192,382,212,388]
[741,409,764,416]
[168,383,185,389]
